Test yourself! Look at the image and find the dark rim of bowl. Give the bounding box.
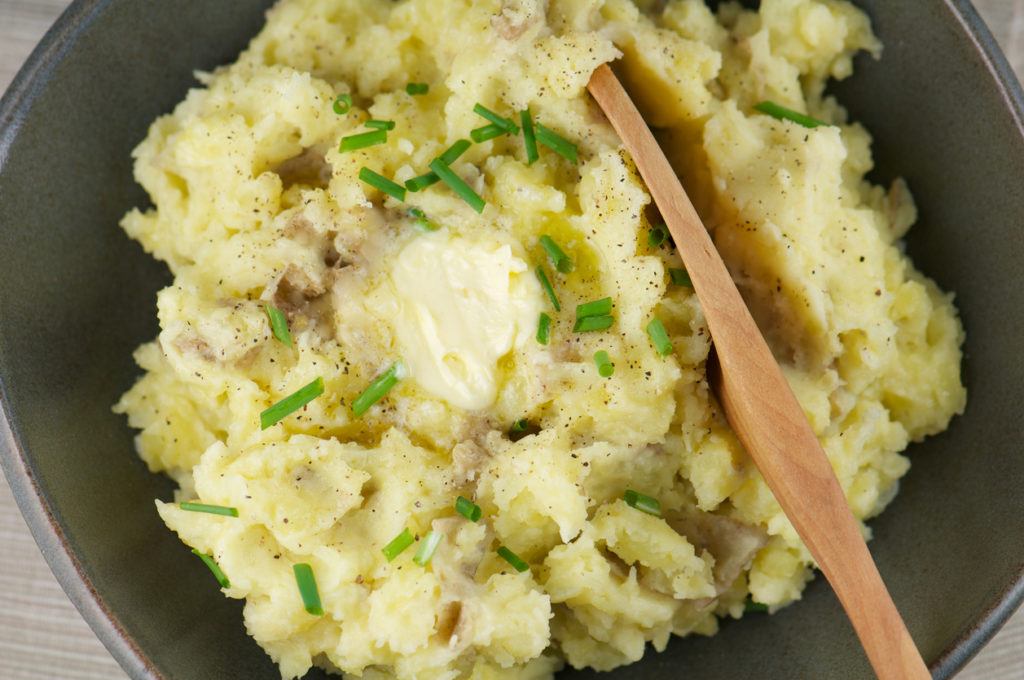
[0,5,162,678]
[923,0,1024,676]
[1,1,1023,679]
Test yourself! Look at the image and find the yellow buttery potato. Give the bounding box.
[115,0,965,677]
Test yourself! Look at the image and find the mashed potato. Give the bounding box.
[114,0,966,677]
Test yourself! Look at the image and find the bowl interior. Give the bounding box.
[1,1,1022,679]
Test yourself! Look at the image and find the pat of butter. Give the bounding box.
[384,231,542,410]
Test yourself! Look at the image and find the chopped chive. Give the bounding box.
[535,266,560,311]
[471,123,508,143]
[473,103,519,135]
[180,502,239,517]
[365,119,396,130]
[539,235,573,274]
[535,123,578,164]
[264,304,292,348]
[496,546,530,572]
[744,597,769,613]
[292,563,324,616]
[752,101,827,129]
[573,315,614,332]
[352,360,404,417]
[382,527,415,561]
[260,376,325,429]
[648,223,670,248]
[593,350,614,377]
[405,140,469,193]
[439,139,472,165]
[669,267,692,287]
[358,167,406,202]
[646,318,673,357]
[405,172,439,192]
[413,530,443,566]
[413,216,438,232]
[455,496,482,522]
[536,312,552,345]
[406,82,429,95]
[576,297,612,320]
[624,489,661,516]
[333,93,352,115]
[340,129,388,152]
[509,418,541,441]
[409,207,438,232]
[192,549,230,588]
[521,108,538,165]
[428,158,485,213]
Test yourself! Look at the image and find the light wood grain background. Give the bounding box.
[1,0,1022,678]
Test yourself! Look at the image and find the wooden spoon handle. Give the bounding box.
[586,63,931,680]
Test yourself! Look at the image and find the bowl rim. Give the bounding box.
[0,4,165,678]
[1,0,1023,678]
[919,0,1024,675]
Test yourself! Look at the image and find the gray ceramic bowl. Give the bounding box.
[1,1,1022,678]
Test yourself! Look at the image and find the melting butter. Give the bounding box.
[383,230,542,410]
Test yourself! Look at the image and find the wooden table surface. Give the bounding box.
[1,0,1022,678]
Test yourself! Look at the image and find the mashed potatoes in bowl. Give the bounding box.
[113,0,966,677]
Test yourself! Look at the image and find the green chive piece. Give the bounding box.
[496,546,530,572]
[428,158,485,213]
[413,530,443,566]
[576,297,612,321]
[382,527,415,561]
[624,489,661,516]
[537,312,552,345]
[509,418,541,441]
[753,101,827,129]
[333,93,352,115]
[594,350,614,377]
[440,139,472,165]
[409,207,438,232]
[455,496,482,522]
[539,235,573,274]
[535,266,560,311]
[264,304,293,348]
[365,119,396,130]
[406,141,471,192]
[180,502,239,518]
[340,129,387,152]
[260,376,325,429]
[471,123,508,143]
[405,172,439,192]
[744,597,769,613]
[669,267,692,287]
[352,360,404,417]
[521,108,538,165]
[414,219,438,232]
[192,549,230,588]
[358,167,406,202]
[473,103,519,135]
[648,223,670,248]
[292,563,324,616]
[535,123,578,164]
[573,315,614,332]
[406,82,429,95]
[646,318,673,357]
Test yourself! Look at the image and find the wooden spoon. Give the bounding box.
[586,62,931,680]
